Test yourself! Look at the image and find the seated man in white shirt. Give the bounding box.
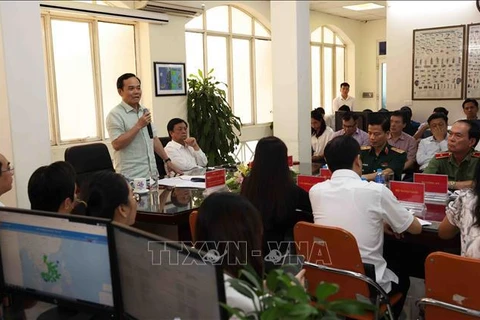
[416,112,448,171]
[164,118,208,173]
[309,135,422,319]
[0,153,14,207]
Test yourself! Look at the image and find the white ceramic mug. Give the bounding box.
[133,178,147,191]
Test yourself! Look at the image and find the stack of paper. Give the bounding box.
[401,201,426,218]
[158,176,206,189]
[424,192,449,205]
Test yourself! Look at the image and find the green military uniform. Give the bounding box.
[423,149,480,183]
[360,144,407,181]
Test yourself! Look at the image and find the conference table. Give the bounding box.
[133,165,459,279]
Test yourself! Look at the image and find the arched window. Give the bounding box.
[311,26,346,114]
[185,5,272,125]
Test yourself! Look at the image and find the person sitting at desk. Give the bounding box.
[27,161,77,214]
[311,108,333,163]
[423,120,480,190]
[241,136,313,271]
[388,110,418,172]
[331,111,369,146]
[164,118,208,173]
[310,135,422,319]
[76,171,137,225]
[416,112,448,171]
[360,114,407,181]
[439,161,480,258]
[195,192,306,314]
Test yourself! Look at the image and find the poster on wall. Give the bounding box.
[412,25,465,100]
[466,23,480,99]
[153,62,187,96]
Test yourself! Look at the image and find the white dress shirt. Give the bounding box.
[311,127,334,157]
[309,169,414,292]
[416,135,448,170]
[164,140,208,171]
[332,95,355,113]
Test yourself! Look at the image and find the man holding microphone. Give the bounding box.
[106,73,181,179]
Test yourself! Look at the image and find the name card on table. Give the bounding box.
[205,169,226,189]
[297,175,326,192]
[319,168,332,180]
[413,173,448,194]
[287,156,293,167]
[390,181,425,204]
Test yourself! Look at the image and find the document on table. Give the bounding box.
[158,176,206,189]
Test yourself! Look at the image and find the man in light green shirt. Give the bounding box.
[106,73,181,179]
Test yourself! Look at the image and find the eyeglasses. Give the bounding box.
[133,193,140,203]
[1,165,14,175]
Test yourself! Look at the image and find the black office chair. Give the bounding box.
[64,143,114,190]
[155,136,171,178]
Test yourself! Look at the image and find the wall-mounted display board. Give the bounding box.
[412,25,465,100]
[466,23,480,99]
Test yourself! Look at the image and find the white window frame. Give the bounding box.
[185,5,271,126]
[41,11,139,146]
[310,26,346,111]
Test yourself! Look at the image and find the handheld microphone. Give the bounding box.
[143,108,153,139]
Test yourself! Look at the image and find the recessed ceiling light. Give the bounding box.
[343,3,384,11]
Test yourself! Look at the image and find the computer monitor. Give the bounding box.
[110,222,227,320]
[0,207,116,318]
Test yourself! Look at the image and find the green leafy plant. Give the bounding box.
[221,265,375,320]
[187,69,242,166]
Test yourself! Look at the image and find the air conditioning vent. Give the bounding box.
[139,1,203,18]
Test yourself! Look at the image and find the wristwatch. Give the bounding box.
[448,180,456,189]
[164,158,171,163]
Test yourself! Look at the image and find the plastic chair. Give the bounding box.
[189,210,198,241]
[294,221,401,320]
[64,143,114,190]
[417,251,480,319]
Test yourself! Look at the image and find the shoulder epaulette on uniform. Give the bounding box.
[473,151,480,158]
[390,147,405,154]
[360,146,371,151]
[435,152,451,159]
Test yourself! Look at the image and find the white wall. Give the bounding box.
[387,1,479,123]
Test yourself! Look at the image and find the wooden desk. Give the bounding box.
[384,201,460,279]
[133,188,204,242]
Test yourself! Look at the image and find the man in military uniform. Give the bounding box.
[424,120,480,190]
[360,115,407,181]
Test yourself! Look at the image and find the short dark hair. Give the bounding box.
[378,108,390,113]
[338,105,351,112]
[28,161,76,212]
[427,112,448,125]
[433,107,449,116]
[79,171,130,220]
[368,114,390,132]
[391,110,407,124]
[167,118,188,137]
[342,112,358,122]
[340,82,350,88]
[324,136,360,172]
[455,120,480,146]
[195,192,263,278]
[116,73,141,90]
[462,98,479,109]
[363,109,373,113]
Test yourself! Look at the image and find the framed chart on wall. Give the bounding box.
[412,25,465,100]
[466,23,480,99]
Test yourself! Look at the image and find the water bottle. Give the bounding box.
[374,168,386,185]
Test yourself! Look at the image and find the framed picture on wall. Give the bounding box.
[153,62,186,96]
[412,25,465,100]
[466,23,480,99]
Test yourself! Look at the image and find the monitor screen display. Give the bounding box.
[0,209,114,311]
[112,223,225,320]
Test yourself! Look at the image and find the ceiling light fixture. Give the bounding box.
[343,3,384,11]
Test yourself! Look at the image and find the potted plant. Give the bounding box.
[222,266,375,319]
[187,69,242,166]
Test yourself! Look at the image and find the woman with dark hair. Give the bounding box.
[439,161,480,258]
[195,192,305,314]
[76,171,138,225]
[311,108,333,163]
[241,136,313,269]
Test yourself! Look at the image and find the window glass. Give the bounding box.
[323,27,334,44]
[323,47,333,114]
[311,46,321,110]
[255,39,273,124]
[185,32,204,78]
[207,36,228,92]
[206,6,228,32]
[232,7,252,35]
[185,15,203,29]
[232,39,252,124]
